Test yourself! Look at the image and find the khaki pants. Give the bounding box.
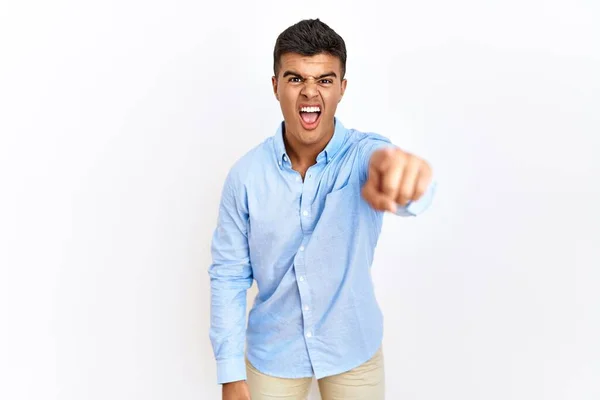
[246,348,385,400]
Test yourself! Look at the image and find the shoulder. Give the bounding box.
[341,127,395,183]
[345,128,393,157]
[224,137,273,189]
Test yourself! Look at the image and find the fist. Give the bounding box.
[222,380,251,400]
[362,147,432,212]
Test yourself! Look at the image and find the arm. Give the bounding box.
[208,170,253,386]
[360,138,436,216]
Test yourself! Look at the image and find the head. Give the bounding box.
[272,19,347,150]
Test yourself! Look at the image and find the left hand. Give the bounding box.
[362,147,433,212]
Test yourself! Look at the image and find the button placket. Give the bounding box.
[296,164,322,345]
[293,241,314,342]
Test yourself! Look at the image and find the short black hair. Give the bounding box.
[273,19,347,79]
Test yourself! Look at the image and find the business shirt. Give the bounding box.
[209,118,436,384]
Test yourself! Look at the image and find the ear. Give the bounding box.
[339,78,347,102]
[272,76,279,101]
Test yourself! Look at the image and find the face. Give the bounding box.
[272,52,347,150]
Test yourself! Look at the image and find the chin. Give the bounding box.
[284,114,331,145]
[299,133,323,145]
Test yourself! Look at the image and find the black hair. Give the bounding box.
[273,19,347,78]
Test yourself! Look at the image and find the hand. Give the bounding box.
[362,147,432,212]
[222,380,251,400]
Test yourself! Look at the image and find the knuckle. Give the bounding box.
[397,148,410,159]
[380,148,393,159]
[407,155,420,168]
[418,180,429,193]
[381,180,393,192]
[417,158,430,173]
[394,151,407,164]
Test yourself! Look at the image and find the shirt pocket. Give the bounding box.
[316,183,360,238]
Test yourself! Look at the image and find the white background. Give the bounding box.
[1,1,599,399]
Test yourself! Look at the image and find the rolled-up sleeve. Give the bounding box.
[208,170,253,384]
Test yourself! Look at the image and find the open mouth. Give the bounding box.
[299,105,322,130]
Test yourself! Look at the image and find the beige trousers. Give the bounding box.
[246,348,385,400]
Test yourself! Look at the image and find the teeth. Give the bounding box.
[300,106,321,113]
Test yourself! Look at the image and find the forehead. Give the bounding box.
[279,52,342,76]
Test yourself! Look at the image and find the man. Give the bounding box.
[209,19,436,400]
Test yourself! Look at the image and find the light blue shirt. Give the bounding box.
[209,118,436,384]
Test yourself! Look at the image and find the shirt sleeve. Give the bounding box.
[394,180,437,216]
[208,169,253,384]
[359,135,437,217]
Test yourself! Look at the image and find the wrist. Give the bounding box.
[223,380,246,386]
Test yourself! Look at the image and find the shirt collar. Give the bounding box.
[273,117,347,167]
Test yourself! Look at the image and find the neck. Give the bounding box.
[283,120,335,169]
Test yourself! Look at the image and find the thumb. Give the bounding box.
[369,147,395,174]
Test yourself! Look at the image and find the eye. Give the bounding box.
[289,77,302,83]
[320,79,333,85]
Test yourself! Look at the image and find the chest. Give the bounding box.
[246,146,362,241]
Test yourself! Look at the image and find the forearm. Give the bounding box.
[209,261,253,384]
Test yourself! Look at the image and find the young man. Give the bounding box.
[209,19,436,400]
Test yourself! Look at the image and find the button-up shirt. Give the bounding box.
[209,118,436,384]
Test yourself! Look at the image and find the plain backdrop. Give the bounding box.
[1,1,599,399]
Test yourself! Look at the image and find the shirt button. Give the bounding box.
[304,305,310,311]
[302,210,309,216]
[306,332,312,338]
[298,276,305,282]
[299,246,305,252]
[296,176,301,182]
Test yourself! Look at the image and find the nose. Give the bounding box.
[300,78,319,98]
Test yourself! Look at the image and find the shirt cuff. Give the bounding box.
[217,357,247,384]
[395,180,437,216]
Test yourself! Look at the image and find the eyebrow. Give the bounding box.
[282,71,338,79]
